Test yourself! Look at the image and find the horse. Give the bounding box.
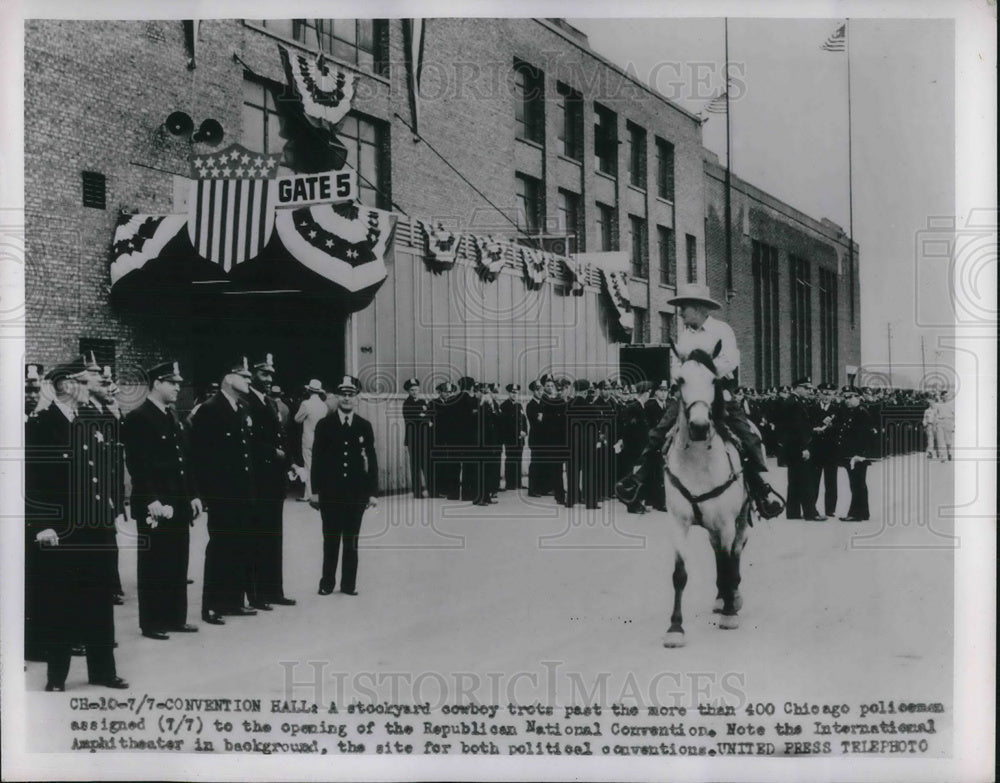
[661,341,752,648]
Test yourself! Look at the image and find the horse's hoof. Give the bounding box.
[718,614,740,630]
[713,594,742,613]
[663,631,686,648]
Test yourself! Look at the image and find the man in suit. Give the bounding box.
[25,358,128,691]
[311,375,379,596]
[402,378,432,498]
[191,357,258,624]
[836,387,879,521]
[122,361,203,640]
[246,353,296,609]
[781,378,824,521]
[499,383,527,491]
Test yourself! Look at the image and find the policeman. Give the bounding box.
[430,381,459,498]
[525,380,544,496]
[616,284,784,519]
[246,353,295,609]
[310,375,379,595]
[810,382,841,517]
[641,380,671,511]
[484,383,503,500]
[538,375,568,504]
[122,361,203,639]
[497,383,526,491]
[25,364,43,420]
[835,386,878,521]
[26,358,128,690]
[191,357,257,624]
[616,383,648,513]
[566,379,601,509]
[593,380,617,499]
[402,378,432,498]
[454,377,480,502]
[781,377,824,521]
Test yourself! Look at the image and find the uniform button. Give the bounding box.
[179,470,184,475]
[92,477,98,484]
[161,435,166,440]
[96,494,101,500]
[88,460,94,466]
[83,445,88,451]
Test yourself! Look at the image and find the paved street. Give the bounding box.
[25,453,954,748]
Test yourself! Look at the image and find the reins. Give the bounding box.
[663,445,742,526]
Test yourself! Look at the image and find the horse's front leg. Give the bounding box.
[663,553,687,648]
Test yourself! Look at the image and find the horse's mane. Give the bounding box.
[684,349,718,377]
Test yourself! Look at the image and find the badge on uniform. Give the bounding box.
[94,431,104,443]
[246,416,253,427]
[358,436,364,444]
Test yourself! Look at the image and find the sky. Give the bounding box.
[570,16,957,382]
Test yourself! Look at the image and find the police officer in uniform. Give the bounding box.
[594,380,617,499]
[781,377,824,520]
[402,378,432,498]
[616,383,648,513]
[566,379,601,509]
[430,381,458,498]
[498,383,527,491]
[246,353,296,609]
[537,375,568,504]
[26,358,128,690]
[191,357,257,624]
[454,377,480,501]
[122,361,203,639]
[641,380,671,511]
[311,375,379,595]
[835,386,878,521]
[525,380,544,496]
[810,382,841,517]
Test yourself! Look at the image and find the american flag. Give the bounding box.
[279,44,357,127]
[110,213,187,285]
[187,144,281,272]
[821,24,847,52]
[705,90,728,115]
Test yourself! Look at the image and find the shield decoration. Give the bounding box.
[188,144,282,272]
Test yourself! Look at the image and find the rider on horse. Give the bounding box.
[616,283,785,520]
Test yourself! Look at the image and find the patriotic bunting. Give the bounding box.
[520,245,547,290]
[603,269,635,334]
[423,221,459,273]
[274,203,396,293]
[563,255,587,296]
[279,44,357,127]
[474,235,506,282]
[821,24,847,52]
[110,213,188,285]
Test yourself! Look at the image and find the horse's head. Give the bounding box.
[671,340,722,442]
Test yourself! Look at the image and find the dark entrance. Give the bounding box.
[189,290,346,394]
[619,345,672,387]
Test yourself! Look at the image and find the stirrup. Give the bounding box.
[615,474,642,505]
[754,484,785,520]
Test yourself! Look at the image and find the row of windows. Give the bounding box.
[242,77,388,209]
[514,59,675,201]
[752,240,840,387]
[249,19,388,75]
[630,307,678,346]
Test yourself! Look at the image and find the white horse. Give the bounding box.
[661,342,752,648]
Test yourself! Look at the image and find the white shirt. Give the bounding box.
[671,315,740,379]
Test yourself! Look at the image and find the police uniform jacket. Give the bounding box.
[644,397,670,430]
[247,388,287,501]
[498,398,527,446]
[777,395,814,462]
[311,411,379,503]
[402,396,432,448]
[836,406,880,463]
[525,397,544,448]
[191,392,255,519]
[122,399,197,528]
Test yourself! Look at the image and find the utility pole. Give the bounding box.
[887,322,893,387]
[920,335,926,385]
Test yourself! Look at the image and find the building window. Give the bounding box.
[790,256,813,381]
[243,77,285,159]
[251,19,388,75]
[595,202,617,252]
[659,311,676,345]
[632,306,648,344]
[555,82,583,161]
[79,338,116,375]
[819,267,839,384]
[514,59,545,145]
[81,171,106,210]
[752,240,781,388]
[337,113,389,208]
[593,103,617,177]
[625,122,646,190]
[556,189,582,254]
[515,172,544,234]
[657,225,675,286]
[685,233,697,283]
[628,215,648,279]
[655,137,675,202]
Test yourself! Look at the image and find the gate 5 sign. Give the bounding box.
[276,170,357,208]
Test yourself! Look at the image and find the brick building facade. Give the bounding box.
[24,17,860,489]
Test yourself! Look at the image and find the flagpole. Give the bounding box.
[846,18,855,328]
[724,17,734,296]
